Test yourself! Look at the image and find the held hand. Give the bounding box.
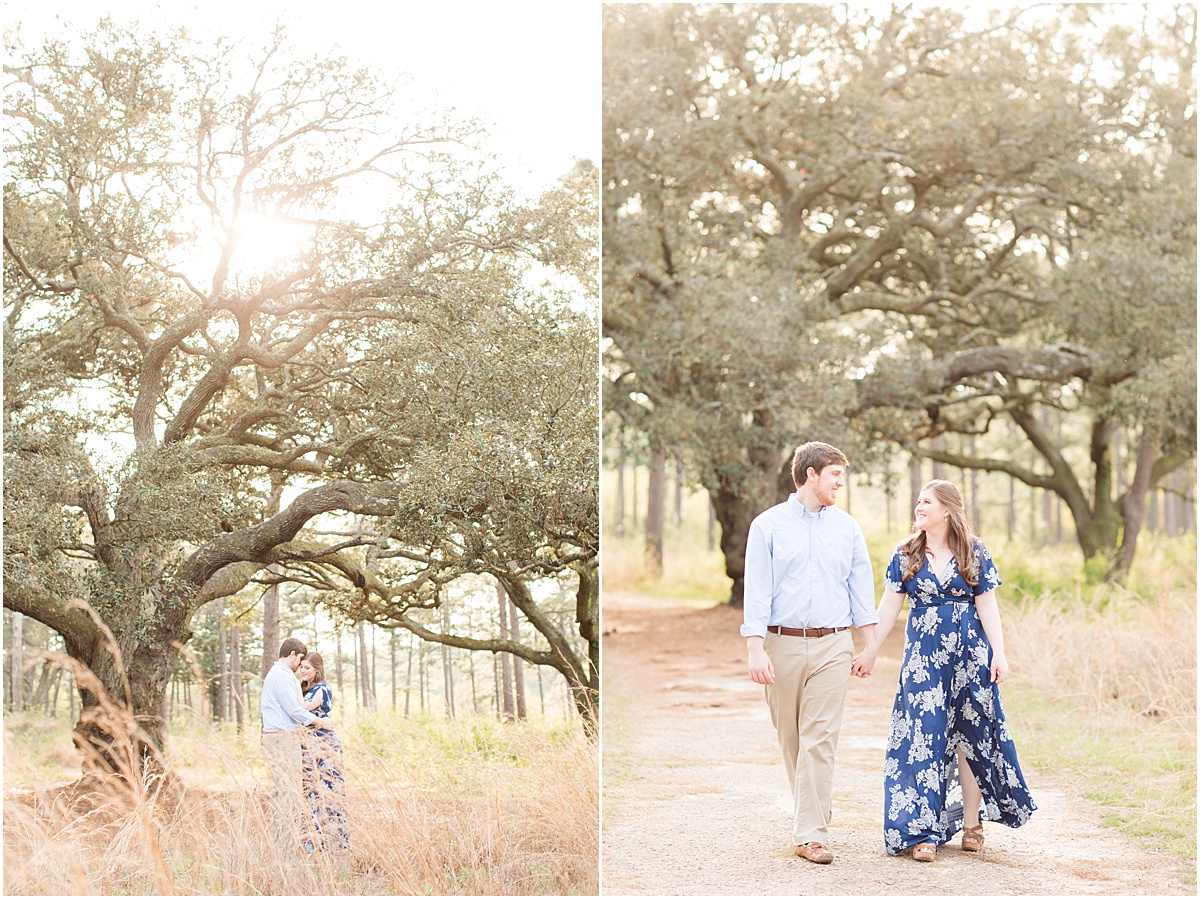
[748,644,775,685]
[990,653,1009,685]
[850,647,877,678]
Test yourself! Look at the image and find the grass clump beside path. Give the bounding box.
[998,539,1196,878]
[963,536,1195,876]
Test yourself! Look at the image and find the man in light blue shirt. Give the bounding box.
[742,441,879,865]
[261,636,326,849]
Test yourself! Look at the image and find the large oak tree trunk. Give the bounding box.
[710,458,792,607]
[67,617,191,779]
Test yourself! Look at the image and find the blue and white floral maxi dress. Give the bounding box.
[882,539,1036,855]
[301,682,350,852]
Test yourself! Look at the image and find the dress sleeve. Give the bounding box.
[973,540,1003,595]
[883,549,906,594]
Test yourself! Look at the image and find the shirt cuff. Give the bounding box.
[739,623,767,638]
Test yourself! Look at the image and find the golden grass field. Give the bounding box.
[3,710,599,895]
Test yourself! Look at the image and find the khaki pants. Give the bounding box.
[764,629,854,845]
[262,730,304,849]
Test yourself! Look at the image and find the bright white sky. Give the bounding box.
[5,0,600,196]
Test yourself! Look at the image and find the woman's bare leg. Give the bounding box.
[957,745,982,827]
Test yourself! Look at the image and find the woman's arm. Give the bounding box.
[301,691,323,711]
[973,589,1008,683]
[850,590,906,677]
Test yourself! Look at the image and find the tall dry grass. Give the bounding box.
[1004,585,1196,724]
[3,709,599,895]
[994,534,1197,726]
[989,536,1197,867]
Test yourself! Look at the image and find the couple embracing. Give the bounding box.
[742,441,1036,864]
[261,637,350,854]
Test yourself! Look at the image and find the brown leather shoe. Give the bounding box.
[912,842,936,862]
[795,841,834,864]
[961,823,984,852]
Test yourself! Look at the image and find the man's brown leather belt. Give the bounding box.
[767,625,850,638]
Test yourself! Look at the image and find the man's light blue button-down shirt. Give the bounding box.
[740,494,879,638]
[261,659,317,731]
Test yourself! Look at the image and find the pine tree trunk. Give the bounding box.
[12,611,23,712]
[357,622,375,709]
[418,640,426,712]
[51,667,63,718]
[469,652,479,714]
[645,446,665,575]
[216,601,227,723]
[31,659,53,713]
[230,624,244,732]
[404,632,414,717]
[631,464,639,528]
[335,629,344,691]
[930,436,946,480]
[497,581,515,721]
[968,435,980,531]
[403,628,412,715]
[1007,474,1016,542]
[261,579,280,681]
[674,460,683,526]
[260,484,283,679]
[510,597,527,721]
[492,653,501,720]
[616,463,626,537]
[371,625,378,707]
[441,601,455,719]
[910,454,922,516]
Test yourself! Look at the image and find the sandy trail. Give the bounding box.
[601,592,1190,895]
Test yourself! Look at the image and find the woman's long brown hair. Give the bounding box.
[301,651,327,694]
[900,479,979,586]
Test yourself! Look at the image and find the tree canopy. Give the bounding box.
[4,19,598,768]
[603,4,1195,596]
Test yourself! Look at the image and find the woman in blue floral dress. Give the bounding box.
[298,652,350,852]
[856,480,1035,862]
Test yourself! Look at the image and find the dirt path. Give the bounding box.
[601,592,1191,896]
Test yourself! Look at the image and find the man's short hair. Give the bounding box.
[791,441,849,488]
[278,637,307,659]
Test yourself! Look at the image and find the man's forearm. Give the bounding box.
[856,623,878,652]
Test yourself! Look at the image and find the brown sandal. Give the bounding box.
[912,842,936,862]
[962,823,984,852]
